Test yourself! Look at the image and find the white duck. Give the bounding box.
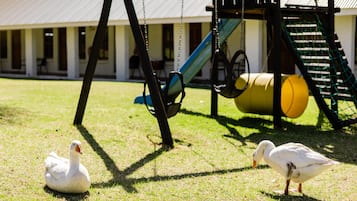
[252,140,339,195]
[45,140,90,193]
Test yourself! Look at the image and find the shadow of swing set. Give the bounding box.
[73,0,357,148]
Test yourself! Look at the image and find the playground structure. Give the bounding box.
[74,0,357,148]
[211,0,357,129]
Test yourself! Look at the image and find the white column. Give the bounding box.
[335,15,355,75]
[67,27,79,79]
[25,29,37,77]
[245,20,264,73]
[174,23,189,70]
[115,25,129,81]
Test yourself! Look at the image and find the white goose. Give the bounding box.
[253,140,339,195]
[45,140,90,193]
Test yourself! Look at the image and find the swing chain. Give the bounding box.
[240,0,245,50]
[214,0,220,50]
[213,0,250,99]
[141,0,149,51]
[175,0,185,70]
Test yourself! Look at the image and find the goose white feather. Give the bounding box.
[253,140,339,195]
[45,140,90,193]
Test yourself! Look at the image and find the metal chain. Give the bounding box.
[240,0,245,50]
[142,0,149,51]
[175,0,185,70]
[214,0,220,49]
[180,0,184,24]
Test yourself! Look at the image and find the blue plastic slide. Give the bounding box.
[135,18,242,104]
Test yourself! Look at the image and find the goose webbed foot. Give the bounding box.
[284,179,290,195]
[283,162,297,195]
[298,183,302,193]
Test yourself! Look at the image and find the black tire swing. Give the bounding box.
[213,0,250,99]
[213,49,250,98]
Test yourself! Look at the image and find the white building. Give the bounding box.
[0,0,356,81]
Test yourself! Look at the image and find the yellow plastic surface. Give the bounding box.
[234,73,309,118]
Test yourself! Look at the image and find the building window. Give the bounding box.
[162,24,174,61]
[189,23,202,54]
[58,28,67,71]
[11,30,22,69]
[0,31,7,58]
[190,23,202,76]
[99,27,108,60]
[44,28,54,59]
[78,27,86,59]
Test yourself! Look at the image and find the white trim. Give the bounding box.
[335,16,356,75]
[174,23,189,71]
[67,27,79,79]
[336,8,357,16]
[245,20,263,73]
[25,29,37,77]
[115,25,129,81]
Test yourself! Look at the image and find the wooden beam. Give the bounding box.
[272,3,282,128]
[73,0,112,125]
[123,0,174,148]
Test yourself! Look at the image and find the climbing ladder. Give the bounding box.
[281,10,357,129]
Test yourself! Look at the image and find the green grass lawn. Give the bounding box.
[0,77,356,201]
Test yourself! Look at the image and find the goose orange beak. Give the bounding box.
[75,145,83,154]
[253,160,257,168]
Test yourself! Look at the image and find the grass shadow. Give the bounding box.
[76,125,167,193]
[43,186,90,201]
[124,164,268,186]
[260,191,321,201]
[180,108,357,165]
[76,125,266,192]
[0,105,29,125]
[180,108,252,146]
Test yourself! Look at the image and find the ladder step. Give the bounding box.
[307,70,331,74]
[286,23,317,28]
[301,55,329,60]
[304,63,330,67]
[298,50,329,56]
[296,45,329,49]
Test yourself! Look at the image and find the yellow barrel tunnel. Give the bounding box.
[234,73,309,118]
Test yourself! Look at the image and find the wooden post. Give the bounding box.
[272,1,282,128]
[328,0,338,114]
[124,0,174,148]
[211,0,218,117]
[73,0,112,125]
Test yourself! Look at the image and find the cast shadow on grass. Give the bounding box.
[76,125,266,193]
[0,105,29,124]
[43,186,90,201]
[76,125,165,193]
[180,108,282,146]
[180,108,255,146]
[260,191,321,201]
[180,108,357,165]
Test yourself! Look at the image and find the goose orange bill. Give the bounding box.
[75,145,82,154]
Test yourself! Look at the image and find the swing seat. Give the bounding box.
[145,101,181,118]
[213,49,248,98]
[165,102,182,118]
[144,71,185,118]
[214,84,245,98]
